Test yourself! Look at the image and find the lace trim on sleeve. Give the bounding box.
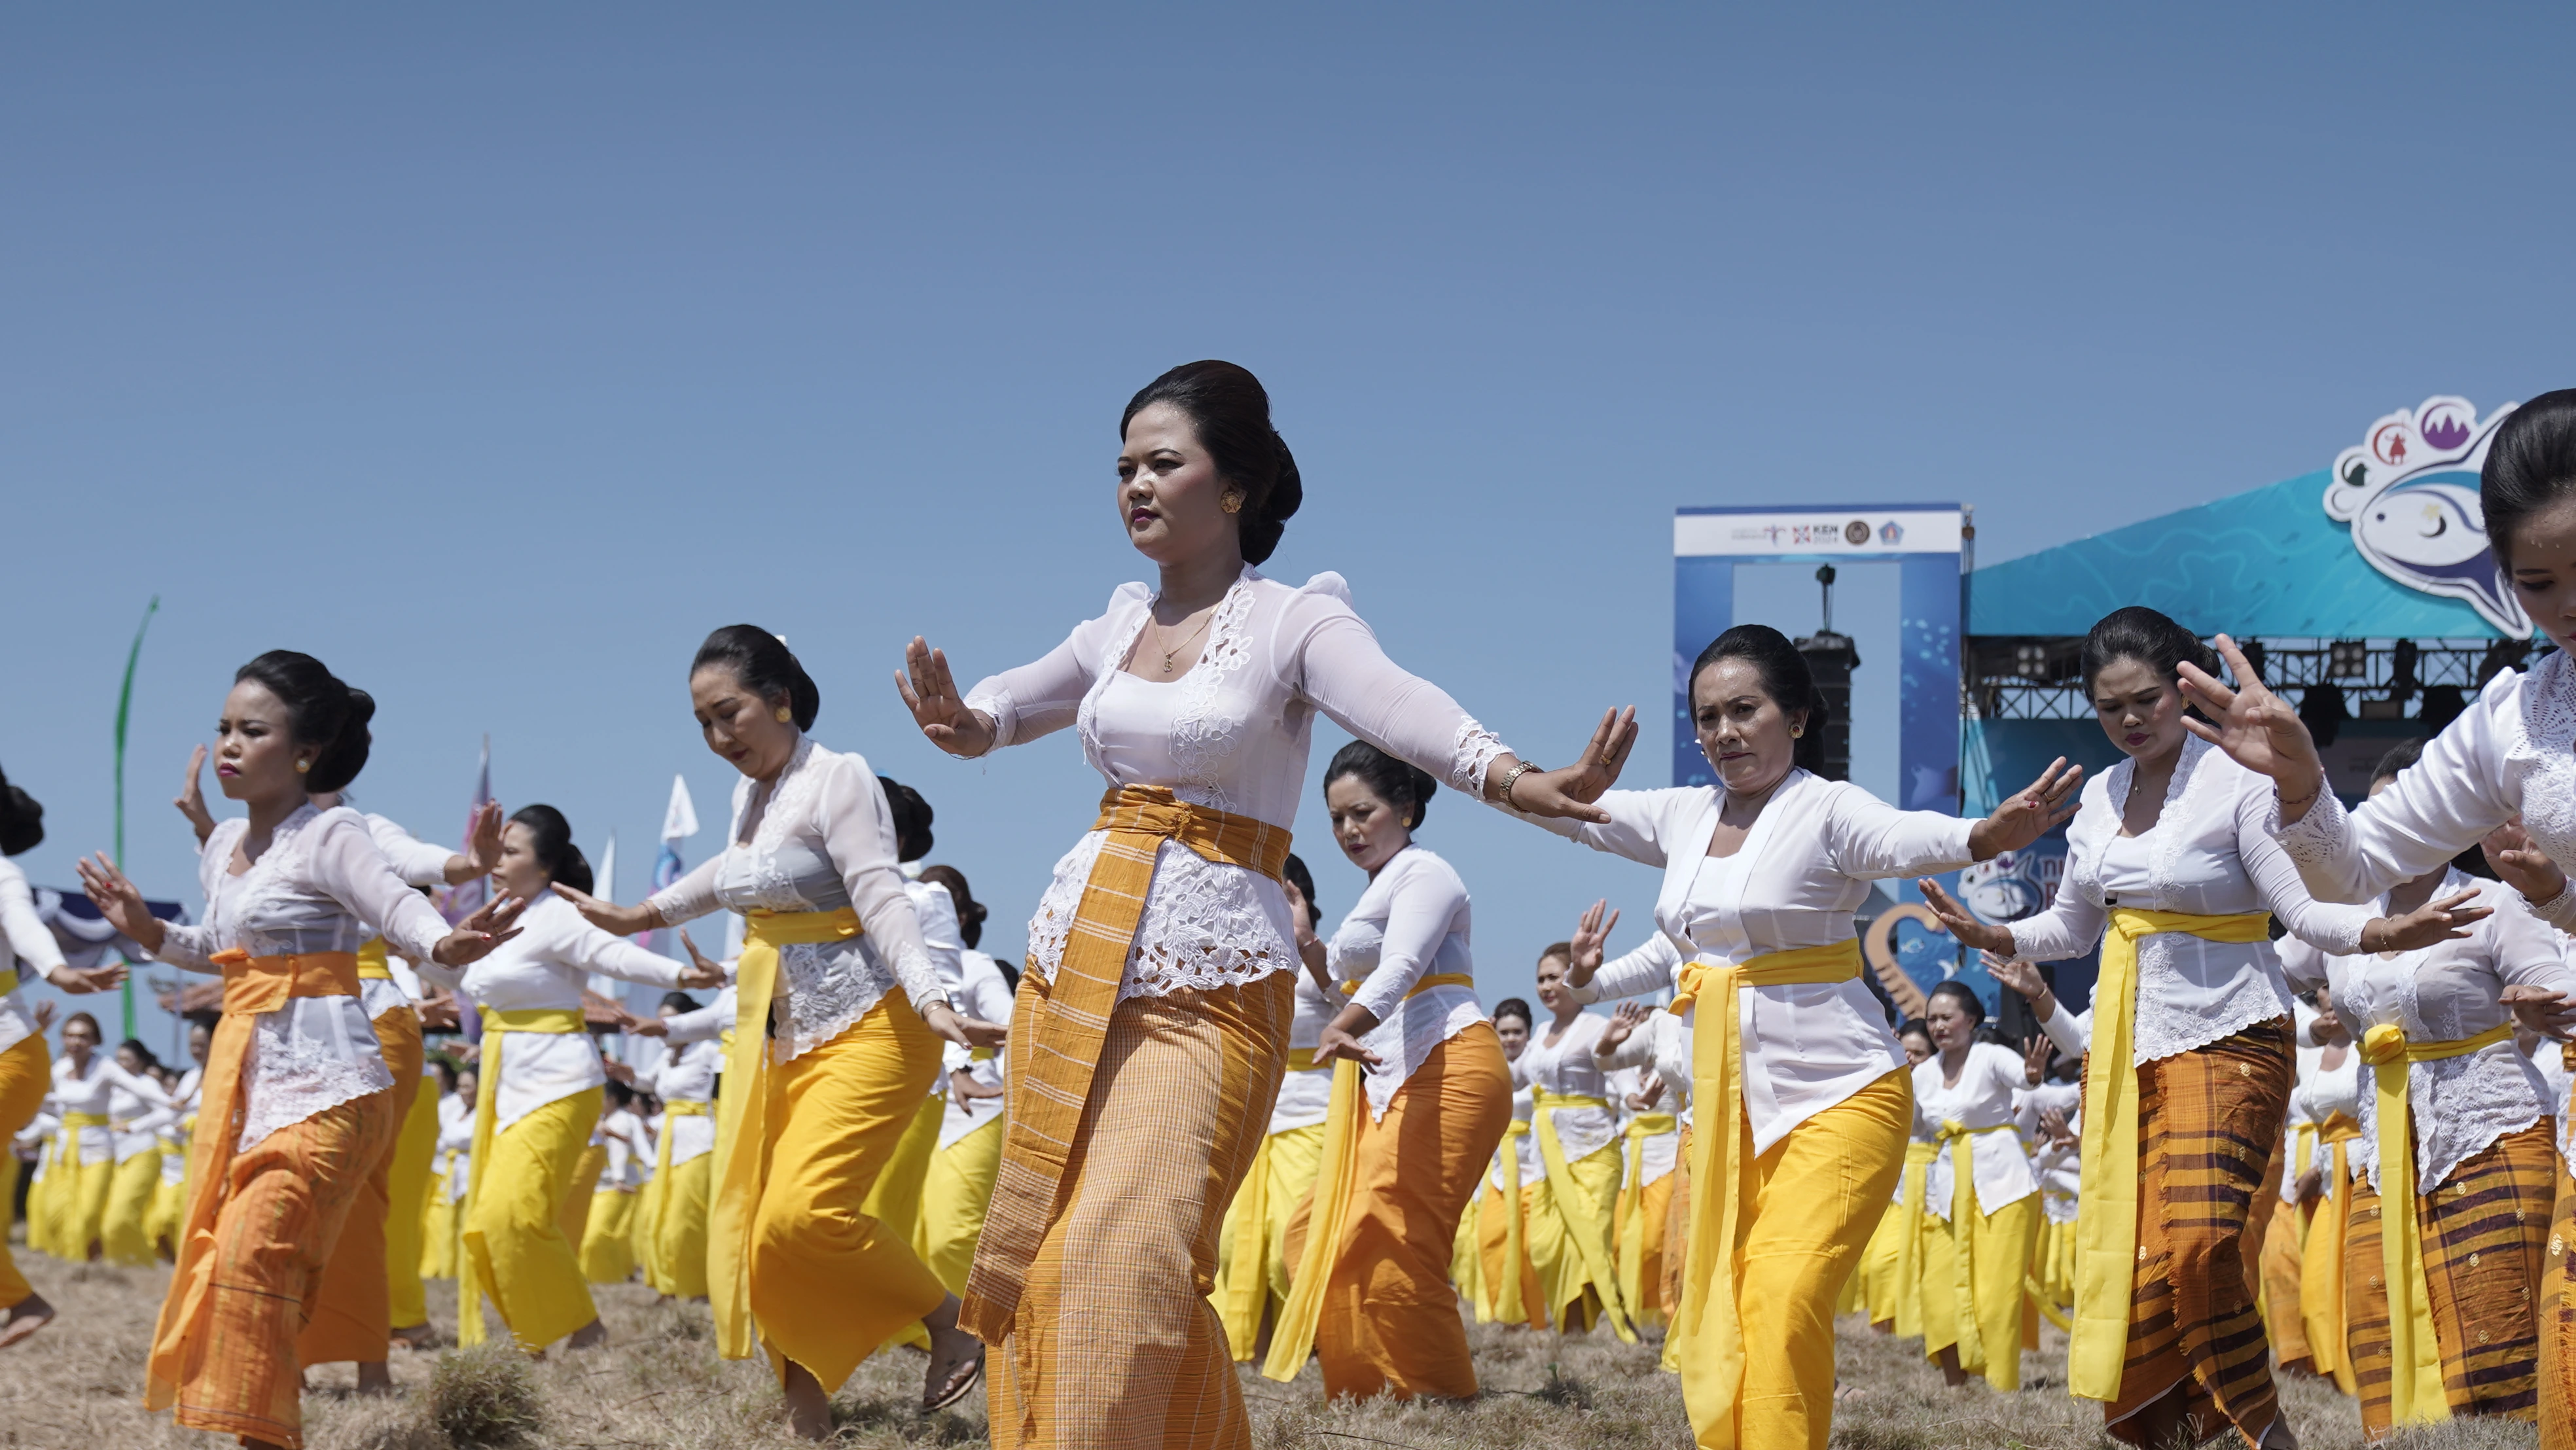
[1449,719,1509,799]
[891,940,948,1012]
[963,683,1018,752]
[2270,781,2351,866]
[2530,876,2576,933]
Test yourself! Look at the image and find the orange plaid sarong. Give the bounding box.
[959,785,1291,1341]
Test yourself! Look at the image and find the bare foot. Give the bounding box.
[920,1295,984,1412]
[0,1294,56,1349]
[389,1322,437,1351]
[567,1318,607,1351]
[355,1361,393,1395]
[780,1358,832,1440]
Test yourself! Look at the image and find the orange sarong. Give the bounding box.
[0,1033,48,1311]
[296,993,423,1364]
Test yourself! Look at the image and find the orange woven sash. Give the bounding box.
[146,948,361,1411]
[957,785,1290,1342]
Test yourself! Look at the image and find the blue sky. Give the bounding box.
[6,5,2570,1053]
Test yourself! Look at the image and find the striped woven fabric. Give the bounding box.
[2100,1019,2291,1447]
[2343,1120,2552,1434]
[2539,1139,2576,1450]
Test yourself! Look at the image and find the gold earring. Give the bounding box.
[1220,490,1244,514]
[1790,727,1804,739]
[295,759,311,773]
[774,707,793,724]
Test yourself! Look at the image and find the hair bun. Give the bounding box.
[0,768,42,857]
[236,652,374,794]
[1122,361,1302,565]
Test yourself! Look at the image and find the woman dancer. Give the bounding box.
[423,1060,468,1281]
[1512,944,1633,1341]
[1910,982,2043,1392]
[46,1013,172,1262]
[418,804,713,1353]
[2291,991,2363,1397]
[562,626,999,1436]
[1920,607,2478,1447]
[1214,888,1333,1362]
[1546,624,2079,1449]
[1603,1021,1683,1336]
[626,985,721,1300]
[912,864,1019,1309]
[99,1038,172,1265]
[1474,996,1546,1329]
[1264,742,1511,1400]
[580,1080,648,1283]
[861,779,965,1294]
[896,359,1633,1449]
[77,649,522,1449]
[1857,1020,1937,1339]
[148,1021,211,1264]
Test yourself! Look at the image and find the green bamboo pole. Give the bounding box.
[113,595,160,1040]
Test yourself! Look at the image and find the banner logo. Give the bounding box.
[2324,395,2528,637]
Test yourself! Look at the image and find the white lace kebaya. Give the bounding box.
[1322,844,1486,1120]
[2001,736,2374,1067]
[963,568,1510,1002]
[2274,652,2576,931]
[0,856,69,1057]
[152,805,451,1151]
[1271,973,1336,1134]
[2274,870,2571,1195]
[647,736,944,1065]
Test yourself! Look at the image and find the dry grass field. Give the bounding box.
[0,1251,2541,1449]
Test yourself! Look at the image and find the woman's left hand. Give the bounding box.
[2503,983,2576,1040]
[44,963,128,995]
[922,1001,1007,1050]
[431,893,531,968]
[1489,707,1639,824]
[76,853,168,955]
[2485,818,2569,908]
[1965,757,2084,860]
[2359,887,2491,953]
[1313,1023,1383,1071]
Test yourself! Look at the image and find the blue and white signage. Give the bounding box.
[2325,396,2528,637]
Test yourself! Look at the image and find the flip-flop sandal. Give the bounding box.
[923,1346,985,1413]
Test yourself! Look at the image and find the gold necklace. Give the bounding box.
[1154,607,1217,675]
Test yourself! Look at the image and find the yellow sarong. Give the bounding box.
[651,1100,713,1298]
[2302,1112,2361,1394]
[1928,1120,2039,1390]
[918,1111,1005,1295]
[1617,1112,1681,1331]
[1530,1087,1636,1341]
[457,1006,594,1348]
[2355,1018,2513,1426]
[385,1069,442,1328]
[1669,937,1869,1445]
[2069,909,2270,1402]
[708,906,863,1359]
[1213,1117,1324,1359]
[582,1188,638,1282]
[1479,1120,1540,1327]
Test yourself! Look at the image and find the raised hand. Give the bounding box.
[1567,899,1619,989]
[2484,817,2569,908]
[76,853,166,954]
[896,637,997,759]
[1626,1076,1666,1112]
[1914,876,2017,955]
[456,801,506,881]
[2038,1105,2077,1149]
[552,880,661,937]
[2359,886,2490,953]
[2175,635,2329,818]
[1598,999,1652,1053]
[2503,983,2576,1041]
[174,745,217,846]
[432,893,531,968]
[1984,955,2058,1019]
[677,930,730,989]
[31,999,54,1033]
[1490,707,1639,824]
[2021,1032,2052,1086]
[1966,757,2084,859]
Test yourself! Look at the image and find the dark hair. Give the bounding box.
[1538,942,1573,968]
[0,766,40,857]
[1492,997,1533,1028]
[1323,741,1437,830]
[507,804,593,894]
[1927,980,1987,1025]
[692,625,819,731]
[604,1080,635,1110]
[1121,360,1304,566]
[235,650,376,794]
[996,957,1022,993]
[878,778,933,862]
[1896,1017,1933,1044]
[2370,737,2425,785]
[2483,389,2576,566]
[2077,607,2221,699]
[431,1057,459,1093]
[63,1010,101,1039]
[916,864,986,949]
[1283,852,1319,922]
[660,991,702,1015]
[1689,624,1831,776]
[116,1038,160,1072]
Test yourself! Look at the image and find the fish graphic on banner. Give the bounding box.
[2324,396,2530,637]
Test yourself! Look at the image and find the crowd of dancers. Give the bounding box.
[7,362,2576,1450]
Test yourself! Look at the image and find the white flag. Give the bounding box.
[660,775,700,844]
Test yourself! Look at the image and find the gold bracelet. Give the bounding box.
[1497,760,1541,809]
[2278,781,2323,811]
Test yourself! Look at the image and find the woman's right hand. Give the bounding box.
[76,853,167,955]
[1915,877,2018,955]
[175,745,217,847]
[2175,635,2330,821]
[1567,899,1619,989]
[431,894,531,968]
[2359,887,2490,953]
[2484,817,2569,908]
[1596,999,1650,1053]
[896,637,997,759]
[552,881,662,937]
[677,930,730,989]
[45,963,127,995]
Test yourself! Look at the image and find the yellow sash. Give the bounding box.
[356,935,393,980]
[2358,1018,2511,1425]
[0,967,16,995]
[1617,1111,1680,1323]
[458,1005,586,1345]
[709,906,862,1360]
[147,948,361,1411]
[2069,909,2270,1401]
[1937,1117,2015,1372]
[1497,1118,1532,1324]
[1262,970,1483,1377]
[1672,937,1865,1440]
[2302,1110,2362,1386]
[961,785,1290,1343]
[1528,1084,1637,1343]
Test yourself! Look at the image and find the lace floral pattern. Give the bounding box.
[237,999,396,1150]
[774,937,905,1063]
[1022,831,1300,1000]
[2353,1049,2545,1194]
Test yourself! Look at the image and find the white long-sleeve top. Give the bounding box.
[599,1106,651,1189]
[647,1036,721,1167]
[2019,1080,2083,1222]
[1602,1065,1683,1186]
[1511,1010,1619,1165]
[355,813,463,1019]
[2297,1048,2363,1193]
[414,892,683,1131]
[1548,769,1975,1157]
[1323,845,1485,1119]
[1492,1082,1542,1191]
[658,980,736,1046]
[649,737,943,1065]
[51,1053,172,1164]
[1914,1042,2037,1218]
[1271,972,1336,1134]
[963,569,1511,1002]
[1597,1007,1694,1129]
[937,949,1015,1150]
[2003,737,2370,1066]
[904,878,967,1002]
[2274,655,2576,933]
[154,805,450,1151]
[2278,870,2572,1195]
[0,857,69,1056]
